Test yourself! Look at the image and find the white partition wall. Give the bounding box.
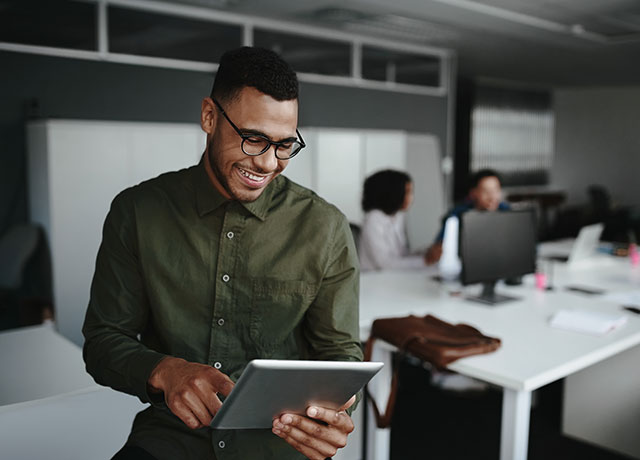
[363,131,407,177]
[406,134,445,252]
[27,120,205,345]
[314,129,364,224]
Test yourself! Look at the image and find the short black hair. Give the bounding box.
[469,168,502,189]
[362,170,412,215]
[211,46,298,103]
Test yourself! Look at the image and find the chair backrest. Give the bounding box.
[0,224,41,290]
[349,223,361,251]
[587,185,612,218]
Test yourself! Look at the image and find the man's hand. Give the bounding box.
[425,242,443,265]
[271,395,356,460]
[148,357,234,429]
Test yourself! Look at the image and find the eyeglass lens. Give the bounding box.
[241,135,302,159]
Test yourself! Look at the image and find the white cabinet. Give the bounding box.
[27,120,205,345]
[406,134,446,251]
[363,130,407,177]
[314,129,364,224]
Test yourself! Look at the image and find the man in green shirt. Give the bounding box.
[83,47,363,460]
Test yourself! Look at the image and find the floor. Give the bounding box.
[387,359,634,460]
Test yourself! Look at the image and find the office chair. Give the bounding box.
[349,223,361,250]
[0,224,41,292]
[0,224,47,329]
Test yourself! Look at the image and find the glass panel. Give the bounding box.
[108,7,242,63]
[471,86,554,186]
[362,46,440,87]
[0,0,96,50]
[254,29,351,77]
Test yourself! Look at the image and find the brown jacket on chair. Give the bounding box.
[363,314,501,428]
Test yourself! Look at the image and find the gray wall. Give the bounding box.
[1,50,448,236]
[552,87,640,208]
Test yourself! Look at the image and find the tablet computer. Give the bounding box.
[210,359,383,429]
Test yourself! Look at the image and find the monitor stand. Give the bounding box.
[466,281,520,305]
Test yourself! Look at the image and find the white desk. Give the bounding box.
[0,324,95,405]
[0,386,145,460]
[360,252,640,460]
[0,324,146,458]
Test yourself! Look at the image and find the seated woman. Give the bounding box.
[358,170,430,271]
[359,170,489,392]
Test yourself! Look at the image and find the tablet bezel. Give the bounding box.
[210,359,383,429]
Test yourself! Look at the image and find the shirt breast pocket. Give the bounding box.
[250,279,314,355]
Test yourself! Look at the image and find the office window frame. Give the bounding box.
[0,0,451,97]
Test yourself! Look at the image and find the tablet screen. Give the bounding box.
[210,359,383,429]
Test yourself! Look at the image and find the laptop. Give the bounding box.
[546,223,604,264]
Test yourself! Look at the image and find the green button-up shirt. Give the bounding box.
[82,160,363,460]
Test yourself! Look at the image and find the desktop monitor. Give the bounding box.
[459,210,537,305]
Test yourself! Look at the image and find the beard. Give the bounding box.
[207,137,238,200]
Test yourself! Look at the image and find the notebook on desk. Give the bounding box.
[550,309,627,336]
[546,223,604,264]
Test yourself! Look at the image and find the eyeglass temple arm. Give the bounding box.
[296,129,306,147]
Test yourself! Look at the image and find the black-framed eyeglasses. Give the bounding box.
[212,98,305,160]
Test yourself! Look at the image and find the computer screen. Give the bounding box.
[459,210,537,304]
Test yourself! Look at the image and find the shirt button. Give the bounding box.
[222,274,230,282]
[218,440,225,449]
[217,318,225,326]
[214,361,222,369]
[226,231,234,239]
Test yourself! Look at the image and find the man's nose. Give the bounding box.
[251,145,279,172]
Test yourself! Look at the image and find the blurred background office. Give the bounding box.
[1,1,640,459]
[4,0,639,335]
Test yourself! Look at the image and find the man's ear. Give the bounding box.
[201,97,217,135]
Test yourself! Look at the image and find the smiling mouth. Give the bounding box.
[236,166,270,187]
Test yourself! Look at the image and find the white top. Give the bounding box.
[358,210,425,271]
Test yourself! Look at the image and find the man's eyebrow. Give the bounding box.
[239,128,298,143]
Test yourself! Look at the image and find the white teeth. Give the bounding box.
[239,168,266,182]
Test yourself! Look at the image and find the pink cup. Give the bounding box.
[535,272,547,290]
[630,244,639,266]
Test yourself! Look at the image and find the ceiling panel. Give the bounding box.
[119,0,640,86]
[474,0,640,36]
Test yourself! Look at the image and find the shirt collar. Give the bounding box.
[194,157,278,221]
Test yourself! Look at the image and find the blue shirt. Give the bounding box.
[434,199,511,242]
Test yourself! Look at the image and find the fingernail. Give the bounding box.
[282,414,293,424]
[275,422,284,430]
[272,428,281,436]
[308,407,318,417]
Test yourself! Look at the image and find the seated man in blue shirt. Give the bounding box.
[426,168,510,264]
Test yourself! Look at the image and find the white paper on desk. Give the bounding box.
[602,290,640,307]
[550,309,628,336]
